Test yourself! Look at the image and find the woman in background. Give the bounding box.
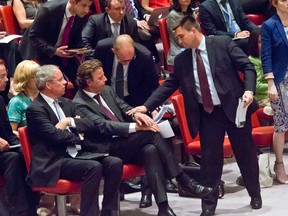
[12,0,45,34]
[8,60,39,136]
[261,0,288,184]
[248,27,272,114]
[141,0,171,13]
[166,0,194,65]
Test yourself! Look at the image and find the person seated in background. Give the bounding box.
[167,0,195,65]
[0,63,39,216]
[82,0,160,67]
[19,0,92,85]
[0,32,22,99]
[247,27,272,115]
[239,0,276,18]
[73,59,213,216]
[26,64,123,216]
[94,35,159,108]
[12,0,45,34]
[7,60,40,137]
[141,0,171,13]
[199,0,257,53]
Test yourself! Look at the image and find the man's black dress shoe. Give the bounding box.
[178,179,213,198]
[139,193,152,208]
[166,179,178,193]
[200,209,215,216]
[250,197,262,209]
[157,207,177,216]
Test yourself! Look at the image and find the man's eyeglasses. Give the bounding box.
[116,54,136,65]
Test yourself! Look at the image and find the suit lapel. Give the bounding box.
[104,13,113,37]
[211,0,226,28]
[275,16,288,48]
[205,37,216,78]
[100,88,123,121]
[37,95,59,123]
[78,90,104,116]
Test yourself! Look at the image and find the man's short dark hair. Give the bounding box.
[76,59,102,89]
[172,15,201,32]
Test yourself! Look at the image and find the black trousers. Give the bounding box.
[60,156,122,216]
[0,151,38,215]
[199,106,260,211]
[110,131,182,205]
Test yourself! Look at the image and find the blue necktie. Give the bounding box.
[220,0,237,34]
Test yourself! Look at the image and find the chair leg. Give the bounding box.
[55,195,67,216]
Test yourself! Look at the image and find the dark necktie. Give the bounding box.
[195,49,214,113]
[115,62,124,99]
[61,16,74,46]
[93,94,119,122]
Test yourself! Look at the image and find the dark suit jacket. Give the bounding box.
[73,86,134,153]
[261,14,288,85]
[99,0,148,19]
[199,0,257,37]
[26,94,94,187]
[20,0,88,62]
[0,96,20,147]
[94,38,159,107]
[81,12,138,58]
[144,36,258,138]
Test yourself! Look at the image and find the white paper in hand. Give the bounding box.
[235,97,248,128]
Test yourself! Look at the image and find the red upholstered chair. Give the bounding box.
[63,81,76,100]
[0,5,20,35]
[171,94,233,158]
[246,14,266,26]
[94,0,103,14]
[158,17,174,72]
[18,126,82,216]
[18,126,145,213]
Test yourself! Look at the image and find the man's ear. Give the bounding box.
[111,48,115,54]
[105,7,110,13]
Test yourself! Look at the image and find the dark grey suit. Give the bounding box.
[143,36,261,212]
[94,38,159,107]
[73,86,182,205]
[26,94,123,215]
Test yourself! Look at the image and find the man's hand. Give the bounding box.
[135,122,160,132]
[0,31,6,39]
[242,91,253,108]
[0,137,10,152]
[267,79,278,102]
[134,112,154,126]
[55,118,71,130]
[137,20,150,30]
[55,46,75,58]
[126,106,148,115]
[236,31,250,38]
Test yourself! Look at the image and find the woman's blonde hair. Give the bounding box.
[13,60,40,93]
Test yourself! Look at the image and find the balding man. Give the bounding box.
[94,34,158,107]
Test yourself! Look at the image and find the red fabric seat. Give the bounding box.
[171,94,233,158]
[246,14,266,26]
[158,17,173,72]
[0,5,20,35]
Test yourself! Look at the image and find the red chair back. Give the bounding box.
[94,0,103,14]
[18,126,32,171]
[246,14,266,26]
[0,5,20,35]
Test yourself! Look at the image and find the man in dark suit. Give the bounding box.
[82,0,138,59]
[94,35,159,107]
[0,63,39,216]
[199,0,257,53]
[19,0,92,85]
[26,65,123,216]
[73,59,213,216]
[128,16,262,216]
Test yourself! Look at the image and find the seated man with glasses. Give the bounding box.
[94,34,159,107]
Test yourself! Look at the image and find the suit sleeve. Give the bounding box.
[81,15,98,56]
[199,3,233,37]
[260,22,273,74]
[26,103,82,147]
[29,7,57,58]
